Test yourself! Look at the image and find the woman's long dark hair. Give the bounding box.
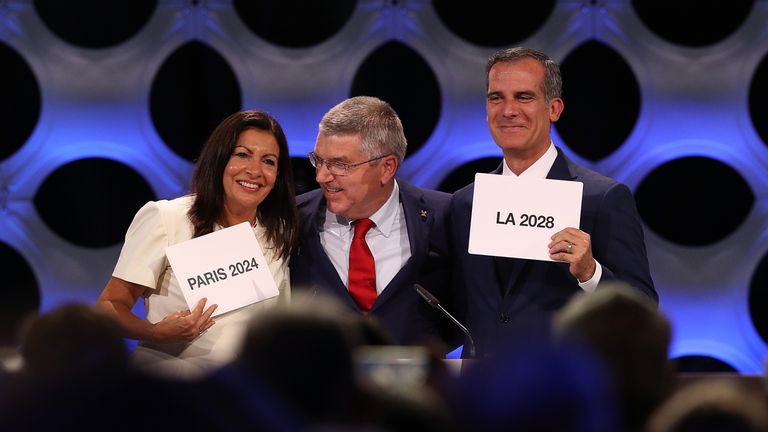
[188,110,298,261]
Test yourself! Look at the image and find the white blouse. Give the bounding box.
[112,195,288,379]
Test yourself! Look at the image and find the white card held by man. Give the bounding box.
[166,222,278,317]
[469,173,583,262]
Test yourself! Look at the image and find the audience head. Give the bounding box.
[234,293,455,430]
[236,294,363,423]
[451,341,616,432]
[352,312,396,346]
[20,304,128,378]
[552,282,672,431]
[647,379,768,432]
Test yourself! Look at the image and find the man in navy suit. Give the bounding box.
[291,96,455,349]
[451,47,656,357]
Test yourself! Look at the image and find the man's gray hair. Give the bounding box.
[486,47,562,103]
[318,96,407,164]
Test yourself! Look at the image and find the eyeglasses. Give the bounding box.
[308,152,390,176]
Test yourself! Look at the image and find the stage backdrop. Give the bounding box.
[1,0,767,373]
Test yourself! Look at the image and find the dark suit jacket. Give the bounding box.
[451,148,656,357]
[291,180,456,347]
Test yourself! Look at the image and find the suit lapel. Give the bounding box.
[546,147,577,181]
[370,181,431,310]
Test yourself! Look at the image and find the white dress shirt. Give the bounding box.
[320,180,411,295]
[502,143,602,293]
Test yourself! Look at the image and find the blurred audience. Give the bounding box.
[647,379,768,432]
[449,341,617,432]
[0,330,25,373]
[552,282,673,432]
[4,288,767,432]
[236,295,360,424]
[20,303,128,378]
[1,304,245,431]
[0,281,38,373]
[206,293,454,431]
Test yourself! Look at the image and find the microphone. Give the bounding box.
[413,284,476,358]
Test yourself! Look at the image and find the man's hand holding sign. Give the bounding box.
[469,173,591,281]
[549,227,596,283]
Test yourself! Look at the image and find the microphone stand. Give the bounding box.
[414,284,476,358]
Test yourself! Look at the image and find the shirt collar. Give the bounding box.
[502,142,557,179]
[325,180,401,238]
[366,180,400,238]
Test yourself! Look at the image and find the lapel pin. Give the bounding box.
[420,209,428,219]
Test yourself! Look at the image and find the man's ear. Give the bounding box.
[549,97,564,122]
[380,155,398,184]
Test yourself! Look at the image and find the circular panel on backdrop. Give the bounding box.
[233,0,356,48]
[351,41,441,158]
[150,41,242,162]
[634,156,753,247]
[748,51,768,150]
[437,157,501,193]
[0,241,40,344]
[433,0,556,47]
[0,42,41,162]
[672,355,737,373]
[34,158,156,248]
[291,157,318,196]
[555,40,641,162]
[33,0,157,49]
[748,250,768,346]
[631,0,754,47]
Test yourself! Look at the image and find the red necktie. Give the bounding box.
[348,218,377,314]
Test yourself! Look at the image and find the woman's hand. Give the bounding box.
[97,277,217,344]
[151,298,218,343]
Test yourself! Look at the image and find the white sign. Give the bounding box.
[468,173,583,262]
[166,222,278,317]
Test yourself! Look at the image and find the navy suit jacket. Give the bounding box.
[290,180,456,347]
[451,148,656,357]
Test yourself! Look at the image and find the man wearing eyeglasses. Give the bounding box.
[290,96,457,349]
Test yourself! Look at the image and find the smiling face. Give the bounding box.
[313,133,396,221]
[221,128,280,225]
[486,58,564,172]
